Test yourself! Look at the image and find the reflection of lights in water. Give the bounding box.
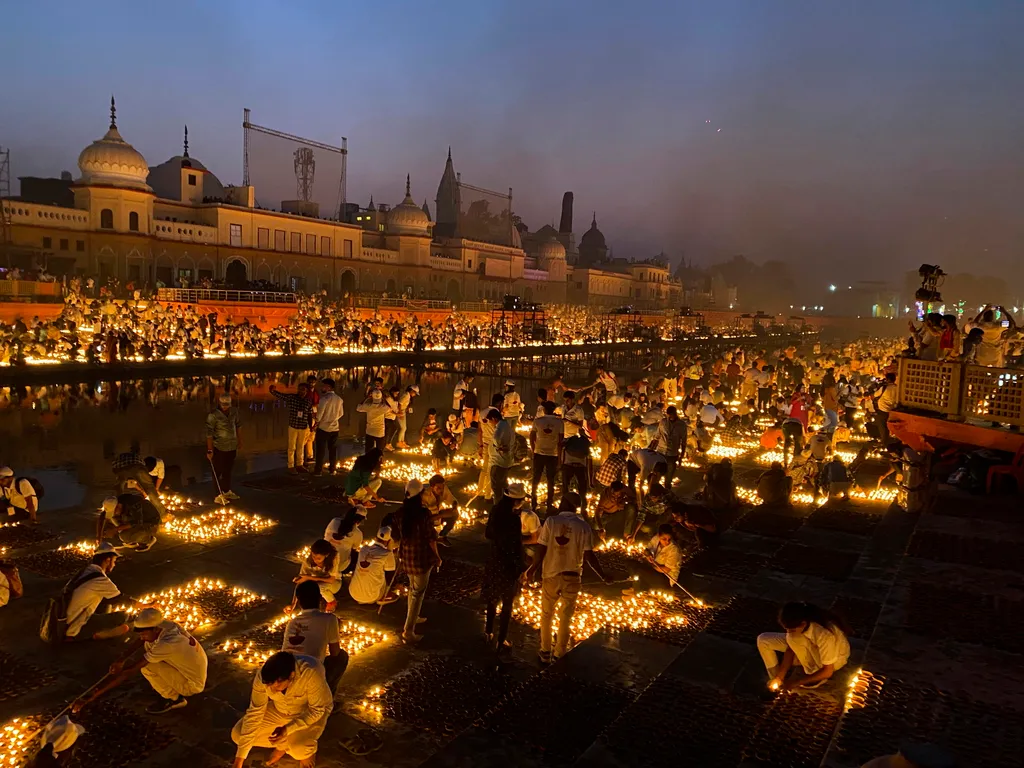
[115,578,269,632]
[163,509,275,542]
[222,615,389,665]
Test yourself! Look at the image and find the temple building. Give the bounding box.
[2,99,682,309]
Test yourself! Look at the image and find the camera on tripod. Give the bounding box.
[915,264,945,303]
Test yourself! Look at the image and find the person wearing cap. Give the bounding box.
[348,525,398,605]
[530,401,564,515]
[231,651,333,768]
[312,379,343,475]
[453,371,475,411]
[357,389,391,454]
[501,380,522,430]
[392,479,440,644]
[487,408,516,503]
[64,544,130,641]
[422,473,459,545]
[527,492,609,664]
[482,483,529,657]
[324,506,366,574]
[391,384,419,450]
[0,467,39,523]
[72,606,208,715]
[111,451,170,522]
[96,493,161,552]
[269,382,315,473]
[27,715,84,766]
[282,581,348,695]
[206,393,242,504]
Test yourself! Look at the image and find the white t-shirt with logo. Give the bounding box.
[520,508,541,537]
[324,518,363,555]
[145,620,208,691]
[281,609,340,662]
[531,415,564,457]
[2,478,36,515]
[537,511,594,579]
[502,391,523,418]
[66,565,122,637]
[348,543,393,604]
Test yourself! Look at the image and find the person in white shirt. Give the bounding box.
[313,379,343,475]
[422,474,459,542]
[283,581,348,694]
[64,544,130,641]
[453,372,475,411]
[324,506,366,573]
[530,401,564,513]
[560,391,585,438]
[293,540,343,611]
[390,385,419,450]
[526,493,609,663]
[502,380,523,429]
[0,560,21,608]
[72,607,208,714]
[487,409,515,502]
[144,456,166,492]
[595,366,618,396]
[699,402,723,427]
[0,468,38,523]
[873,371,899,442]
[231,651,333,768]
[349,525,397,605]
[646,524,684,583]
[758,601,851,691]
[357,390,391,454]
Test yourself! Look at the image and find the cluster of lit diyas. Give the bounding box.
[360,686,385,717]
[163,509,276,542]
[221,615,389,665]
[0,717,39,768]
[844,668,869,710]
[156,492,204,515]
[596,537,649,558]
[117,578,270,632]
[513,586,701,642]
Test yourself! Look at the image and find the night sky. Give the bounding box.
[4,0,1024,293]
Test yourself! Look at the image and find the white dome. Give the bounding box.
[387,175,430,235]
[538,234,566,264]
[77,120,150,191]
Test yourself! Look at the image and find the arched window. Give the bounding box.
[100,209,114,229]
[129,212,139,232]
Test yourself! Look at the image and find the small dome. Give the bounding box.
[388,175,431,235]
[147,156,227,201]
[538,234,566,263]
[580,213,606,249]
[77,100,150,191]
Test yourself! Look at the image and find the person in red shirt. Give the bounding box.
[783,387,811,465]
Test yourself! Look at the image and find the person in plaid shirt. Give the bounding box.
[270,383,315,473]
[595,448,628,489]
[391,479,440,644]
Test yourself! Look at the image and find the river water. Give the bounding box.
[1,348,667,510]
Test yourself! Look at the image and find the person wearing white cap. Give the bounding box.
[231,651,332,768]
[34,715,85,764]
[95,494,161,553]
[487,408,515,503]
[392,384,419,450]
[206,393,242,504]
[0,467,39,524]
[72,606,207,715]
[348,525,398,605]
[324,505,366,573]
[64,544,129,641]
[356,389,391,454]
[501,380,522,430]
[452,371,475,411]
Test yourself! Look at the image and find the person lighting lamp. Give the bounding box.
[758,601,851,692]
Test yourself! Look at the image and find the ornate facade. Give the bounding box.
[3,100,682,309]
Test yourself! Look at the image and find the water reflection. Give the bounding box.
[1,353,644,507]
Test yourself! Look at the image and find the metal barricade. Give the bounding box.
[897,358,962,415]
[962,365,1024,427]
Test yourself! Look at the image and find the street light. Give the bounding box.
[829,284,836,292]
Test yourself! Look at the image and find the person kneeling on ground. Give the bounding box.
[232,651,333,768]
[343,450,385,509]
[292,540,342,613]
[348,525,398,606]
[64,544,130,642]
[646,524,684,584]
[282,581,349,695]
[96,494,161,553]
[758,601,851,692]
[325,506,366,574]
[670,502,720,549]
[756,462,793,506]
[71,607,207,714]
[822,457,853,500]
[422,473,459,545]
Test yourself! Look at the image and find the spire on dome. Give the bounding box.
[447,146,452,161]
[109,95,117,129]
[183,126,189,158]
[422,199,431,222]
[406,174,411,197]
[367,195,375,212]
[592,212,597,228]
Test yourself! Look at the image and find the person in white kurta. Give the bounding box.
[757,601,851,691]
[231,652,333,767]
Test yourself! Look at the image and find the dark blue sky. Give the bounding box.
[5,0,1024,292]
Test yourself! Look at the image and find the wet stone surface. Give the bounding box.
[741,692,843,768]
[0,652,57,701]
[805,506,881,537]
[769,543,861,582]
[904,582,1024,655]
[682,547,773,582]
[706,597,783,644]
[907,529,1024,573]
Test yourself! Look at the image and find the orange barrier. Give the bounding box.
[0,302,63,323]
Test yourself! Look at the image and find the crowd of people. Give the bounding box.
[1,330,961,767]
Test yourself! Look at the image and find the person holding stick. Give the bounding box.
[645,524,684,585]
[71,607,207,714]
